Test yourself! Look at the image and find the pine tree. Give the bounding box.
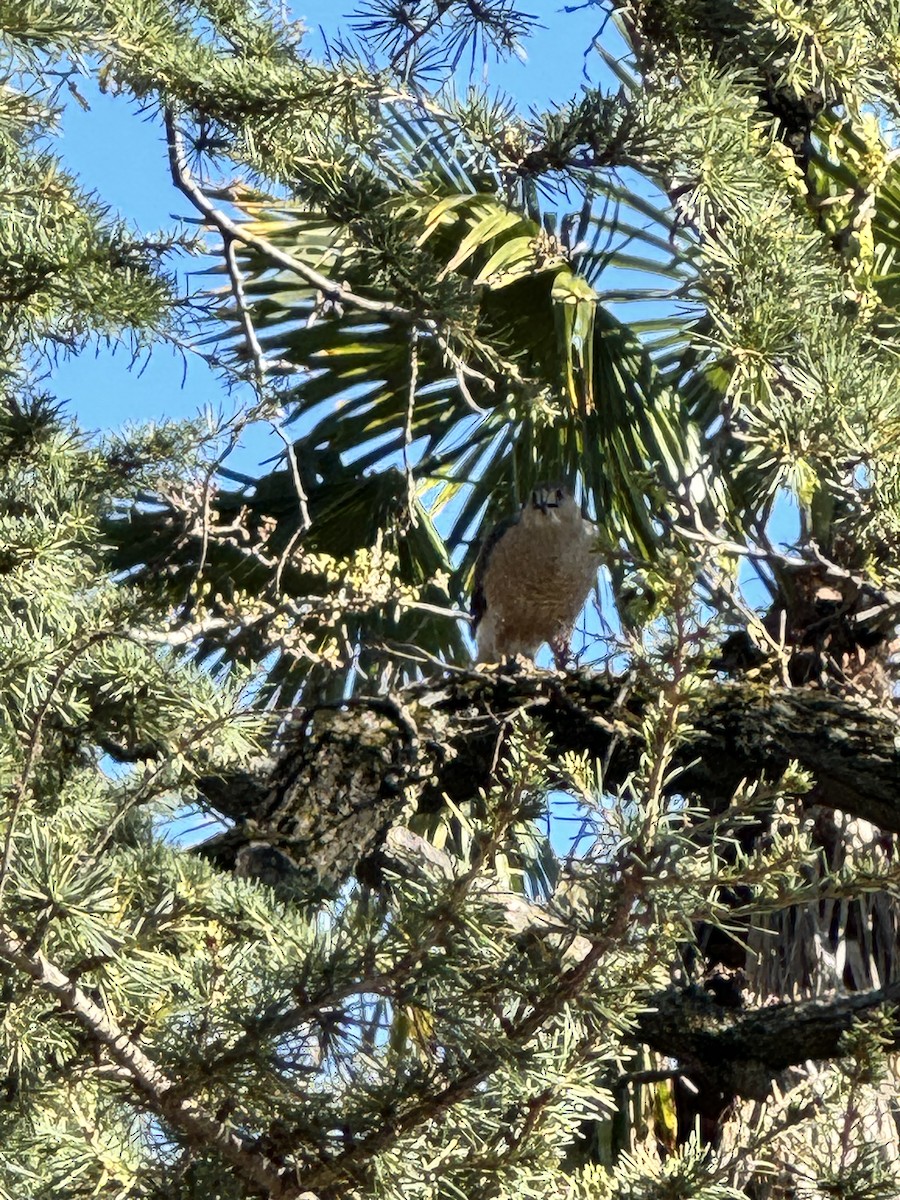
[3,2,900,1198]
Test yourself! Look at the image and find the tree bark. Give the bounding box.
[199,671,900,892]
[636,982,900,1100]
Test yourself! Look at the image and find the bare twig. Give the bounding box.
[373,641,479,675]
[270,418,312,591]
[222,225,313,560]
[404,326,420,523]
[223,233,268,388]
[433,329,490,413]
[674,518,900,615]
[128,616,243,647]
[164,108,413,322]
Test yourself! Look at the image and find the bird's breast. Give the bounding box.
[481,513,599,641]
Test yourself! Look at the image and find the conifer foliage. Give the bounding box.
[4,2,900,1198]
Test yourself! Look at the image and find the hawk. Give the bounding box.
[472,483,601,667]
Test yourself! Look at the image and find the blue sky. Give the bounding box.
[50,0,615,465]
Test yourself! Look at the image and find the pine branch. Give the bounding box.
[390,829,900,1098]
[299,899,620,1191]
[0,926,313,1199]
[199,823,595,1083]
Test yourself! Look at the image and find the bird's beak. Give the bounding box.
[532,487,554,514]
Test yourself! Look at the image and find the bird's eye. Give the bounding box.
[556,488,564,501]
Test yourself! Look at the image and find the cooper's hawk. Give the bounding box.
[472,483,600,666]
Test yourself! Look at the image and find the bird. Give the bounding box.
[471,483,601,667]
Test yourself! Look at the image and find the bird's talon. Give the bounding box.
[473,655,534,674]
[502,654,534,674]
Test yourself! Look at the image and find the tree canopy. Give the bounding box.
[4,1,900,1198]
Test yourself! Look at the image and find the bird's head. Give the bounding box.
[528,482,574,517]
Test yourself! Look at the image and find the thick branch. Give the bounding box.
[637,982,900,1100]
[200,696,425,892]
[200,672,900,894]
[449,675,900,828]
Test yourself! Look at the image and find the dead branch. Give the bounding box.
[164,109,413,322]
